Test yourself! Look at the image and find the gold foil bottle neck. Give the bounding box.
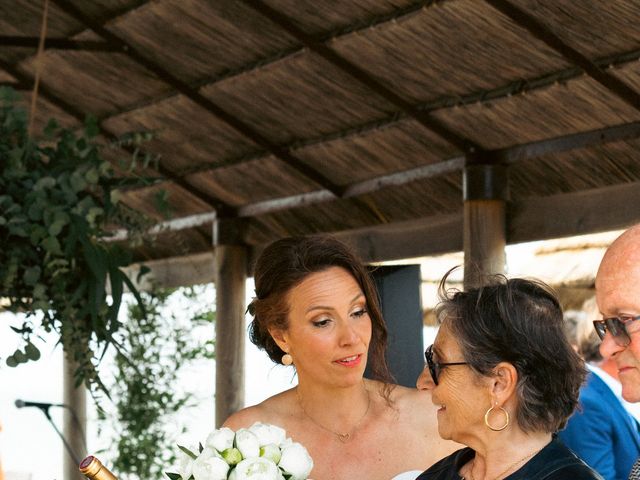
[79,456,118,480]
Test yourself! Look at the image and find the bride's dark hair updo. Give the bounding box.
[248,235,393,385]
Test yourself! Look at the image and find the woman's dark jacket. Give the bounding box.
[416,437,603,480]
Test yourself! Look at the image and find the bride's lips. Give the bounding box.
[334,354,363,367]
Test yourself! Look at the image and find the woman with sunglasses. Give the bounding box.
[415,275,602,480]
[224,235,457,480]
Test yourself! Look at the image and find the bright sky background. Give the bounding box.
[0,239,578,480]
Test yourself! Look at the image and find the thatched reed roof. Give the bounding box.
[3,0,640,266]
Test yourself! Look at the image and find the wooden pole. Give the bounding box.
[63,350,86,480]
[463,164,508,290]
[214,244,247,427]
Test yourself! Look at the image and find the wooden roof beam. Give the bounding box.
[173,47,640,179]
[124,180,640,267]
[333,180,640,263]
[242,0,478,154]
[0,36,121,52]
[238,157,466,217]
[0,81,30,90]
[485,0,640,111]
[4,1,151,67]
[54,0,152,32]
[90,1,448,133]
[50,0,347,200]
[121,119,640,234]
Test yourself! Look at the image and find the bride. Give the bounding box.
[224,235,457,480]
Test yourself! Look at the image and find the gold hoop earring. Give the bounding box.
[282,353,293,366]
[484,404,509,431]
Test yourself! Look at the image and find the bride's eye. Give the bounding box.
[312,318,331,327]
[352,308,368,318]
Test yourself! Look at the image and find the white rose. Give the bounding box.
[175,448,196,480]
[278,442,313,480]
[192,448,229,480]
[259,443,281,464]
[278,437,293,448]
[228,457,284,480]
[234,428,260,459]
[205,427,236,453]
[247,422,286,447]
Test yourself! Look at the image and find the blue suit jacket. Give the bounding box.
[559,372,640,480]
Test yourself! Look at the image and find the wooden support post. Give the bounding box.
[213,219,247,426]
[63,350,86,480]
[463,164,509,290]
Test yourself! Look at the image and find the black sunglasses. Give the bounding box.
[424,344,468,385]
[593,315,640,347]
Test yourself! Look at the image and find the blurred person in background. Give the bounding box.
[560,305,640,479]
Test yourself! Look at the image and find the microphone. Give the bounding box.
[15,399,64,409]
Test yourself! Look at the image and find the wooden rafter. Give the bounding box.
[91,1,439,124]
[161,47,640,180]
[0,58,231,213]
[112,120,640,233]
[241,0,478,154]
[485,0,640,111]
[0,36,120,51]
[49,0,347,200]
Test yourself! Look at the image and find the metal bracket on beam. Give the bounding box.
[463,164,509,202]
[213,217,247,246]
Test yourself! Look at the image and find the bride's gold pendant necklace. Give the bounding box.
[296,387,371,443]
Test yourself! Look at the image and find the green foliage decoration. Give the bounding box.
[0,86,155,390]
[97,286,215,479]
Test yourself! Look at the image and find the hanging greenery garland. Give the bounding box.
[0,86,155,392]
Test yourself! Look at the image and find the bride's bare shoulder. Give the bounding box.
[223,388,297,430]
[398,384,440,412]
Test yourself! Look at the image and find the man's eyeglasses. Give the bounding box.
[424,344,468,385]
[593,315,640,347]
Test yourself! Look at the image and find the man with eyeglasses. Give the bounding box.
[594,224,640,480]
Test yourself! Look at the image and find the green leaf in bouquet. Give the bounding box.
[164,473,182,480]
[177,444,198,460]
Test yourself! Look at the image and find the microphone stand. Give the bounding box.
[35,405,81,466]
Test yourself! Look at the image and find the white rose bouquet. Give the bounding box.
[166,422,314,480]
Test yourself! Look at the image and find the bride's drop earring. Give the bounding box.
[282,352,293,365]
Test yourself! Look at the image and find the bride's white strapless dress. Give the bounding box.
[390,470,422,480]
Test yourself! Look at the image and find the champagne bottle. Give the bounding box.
[79,456,118,480]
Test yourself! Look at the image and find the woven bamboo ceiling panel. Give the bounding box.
[2,0,640,263]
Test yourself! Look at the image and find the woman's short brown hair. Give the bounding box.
[437,274,586,433]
